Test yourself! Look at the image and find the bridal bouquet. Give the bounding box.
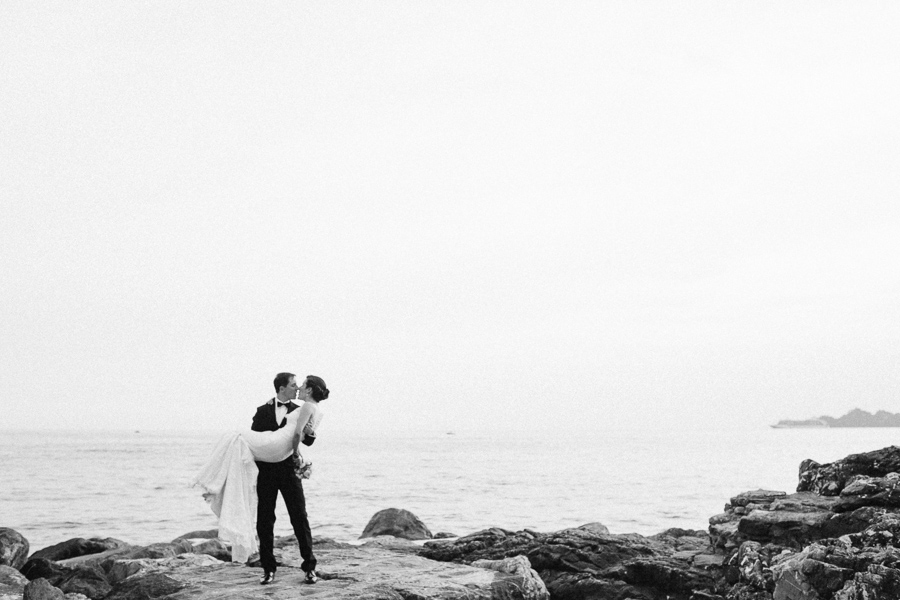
[291,450,312,480]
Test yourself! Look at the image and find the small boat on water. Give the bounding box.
[770,419,829,429]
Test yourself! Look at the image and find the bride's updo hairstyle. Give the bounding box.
[305,375,329,401]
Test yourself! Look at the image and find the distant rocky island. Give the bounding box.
[771,408,900,428]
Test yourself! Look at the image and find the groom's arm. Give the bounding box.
[251,405,268,432]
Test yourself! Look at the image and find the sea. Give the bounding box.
[2,427,899,553]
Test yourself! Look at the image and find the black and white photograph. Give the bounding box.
[3,3,900,599]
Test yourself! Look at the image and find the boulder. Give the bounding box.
[0,528,29,570]
[57,546,135,568]
[834,472,900,511]
[112,540,193,561]
[834,563,900,599]
[421,525,722,600]
[0,564,28,597]
[20,557,71,582]
[471,555,548,600]
[105,559,159,585]
[103,572,184,600]
[20,557,115,599]
[136,543,547,600]
[433,532,458,539]
[359,535,421,554]
[360,508,433,540]
[770,547,853,600]
[23,578,65,600]
[798,446,900,496]
[54,565,110,600]
[0,564,28,586]
[170,529,218,543]
[30,538,127,562]
[106,554,223,585]
[575,522,610,535]
[710,490,889,551]
[188,538,230,561]
[716,508,900,600]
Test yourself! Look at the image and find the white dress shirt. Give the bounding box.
[274,398,290,426]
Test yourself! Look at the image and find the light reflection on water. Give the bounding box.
[1,427,898,551]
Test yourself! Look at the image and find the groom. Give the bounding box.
[251,372,317,585]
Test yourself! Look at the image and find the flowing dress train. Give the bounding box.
[193,409,304,562]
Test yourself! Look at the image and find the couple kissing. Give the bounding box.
[194,372,330,586]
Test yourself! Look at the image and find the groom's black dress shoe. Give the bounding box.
[260,571,275,585]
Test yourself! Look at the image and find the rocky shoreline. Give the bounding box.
[3,446,900,599]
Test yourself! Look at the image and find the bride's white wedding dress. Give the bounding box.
[193,404,320,563]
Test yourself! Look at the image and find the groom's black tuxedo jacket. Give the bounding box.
[251,398,299,432]
[251,398,298,469]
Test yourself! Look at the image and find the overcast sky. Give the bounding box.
[3,2,899,433]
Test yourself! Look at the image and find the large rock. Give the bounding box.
[709,489,892,551]
[104,572,185,600]
[105,554,223,585]
[714,508,900,600]
[0,564,29,597]
[22,578,65,600]
[30,538,127,563]
[471,555,548,600]
[833,472,900,511]
[105,559,160,585]
[57,546,135,569]
[0,528,29,570]
[360,508,433,540]
[20,557,71,582]
[95,543,547,600]
[359,535,422,554]
[170,529,218,543]
[421,525,722,600]
[798,446,900,496]
[187,538,230,561]
[19,559,111,600]
[107,540,194,562]
[54,565,110,600]
[769,545,853,600]
[834,563,900,599]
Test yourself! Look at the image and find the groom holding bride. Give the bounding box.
[194,371,329,586]
[252,372,319,585]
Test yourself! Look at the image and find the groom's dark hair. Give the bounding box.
[273,372,295,393]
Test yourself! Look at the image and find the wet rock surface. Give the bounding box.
[6,528,547,600]
[421,524,723,600]
[0,565,28,598]
[29,539,128,564]
[0,529,29,571]
[103,543,547,600]
[53,565,110,599]
[21,578,64,600]
[797,446,900,496]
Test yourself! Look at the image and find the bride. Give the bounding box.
[193,376,326,563]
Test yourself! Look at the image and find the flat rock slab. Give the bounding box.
[161,545,543,600]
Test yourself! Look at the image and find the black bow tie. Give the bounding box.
[277,401,291,408]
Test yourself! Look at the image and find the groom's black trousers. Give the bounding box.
[255,459,316,573]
